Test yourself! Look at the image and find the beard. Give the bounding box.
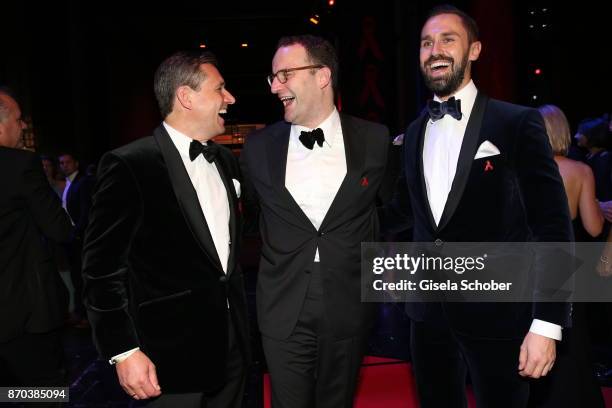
[421,53,468,98]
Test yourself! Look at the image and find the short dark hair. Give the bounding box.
[40,154,56,163]
[425,4,480,44]
[277,35,339,94]
[578,117,609,149]
[58,151,79,161]
[153,50,219,118]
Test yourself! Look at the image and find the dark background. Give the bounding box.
[1,0,609,165]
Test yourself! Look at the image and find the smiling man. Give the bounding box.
[241,35,394,407]
[385,5,572,408]
[82,51,250,408]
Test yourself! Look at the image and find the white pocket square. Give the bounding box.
[474,141,500,160]
[232,179,241,198]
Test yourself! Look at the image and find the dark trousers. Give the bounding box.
[410,320,529,408]
[0,330,66,386]
[262,263,367,408]
[142,314,246,408]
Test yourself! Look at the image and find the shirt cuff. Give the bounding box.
[109,347,140,365]
[529,319,562,341]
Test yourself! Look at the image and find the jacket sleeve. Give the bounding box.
[22,153,73,243]
[375,125,397,206]
[74,175,95,241]
[515,108,573,327]
[82,152,141,359]
[379,138,414,235]
[239,138,261,235]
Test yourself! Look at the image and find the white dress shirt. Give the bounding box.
[164,122,231,274]
[109,123,233,365]
[285,108,346,262]
[61,170,79,210]
[422,80,562,341]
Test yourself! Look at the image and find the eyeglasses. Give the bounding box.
[266,65,324,86]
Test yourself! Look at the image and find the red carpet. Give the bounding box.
[603,387,612,406]
[263,356,612,407]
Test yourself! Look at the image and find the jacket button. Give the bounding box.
[219,275,228,283]
[318,231,324,237]
[434,239,443,246]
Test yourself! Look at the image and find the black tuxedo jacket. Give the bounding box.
[0,147,72,342]
[241,114,393,340]
[65,171,94,242]
[387,93,572,338]
[82,125,249,393]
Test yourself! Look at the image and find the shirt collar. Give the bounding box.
[433,80,478,121]
[163,122,208,159]
[66,170,79,182]
[291,108,341,148]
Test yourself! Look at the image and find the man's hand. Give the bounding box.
[115,350,161,400]
[518,332,556,378]
[596,251,612,277]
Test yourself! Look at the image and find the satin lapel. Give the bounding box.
[437,92,489,231]
[212,153,238,276]
[414,114,438,232]
[266,122,317,231]
[319,114,364,231]
[153,126,223,271]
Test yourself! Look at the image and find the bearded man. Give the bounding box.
[385,5,572,408]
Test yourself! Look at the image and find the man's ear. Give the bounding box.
[469,41,482,62]
[318,66,332,90]
[175,86,193,110]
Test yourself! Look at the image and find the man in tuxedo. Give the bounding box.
[58,151,94,326]
[82,51,249,407]
[386,5,572,407]
[241,35,393,407]
[0,87,72,386]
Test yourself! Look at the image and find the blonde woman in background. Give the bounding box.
[540,105,603,239]
[529,104,605,408]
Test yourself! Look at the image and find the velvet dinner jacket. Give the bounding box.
[0,147,72,343]
[82,125,249,393]
[389,93,573,338]
[241,114,393,341]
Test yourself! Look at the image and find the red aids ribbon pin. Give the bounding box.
[360,176,369,187]
[484,160,494,172]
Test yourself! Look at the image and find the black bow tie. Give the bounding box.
[427,97,462,122]
[189,139,219,162]
[299,128,325,150]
